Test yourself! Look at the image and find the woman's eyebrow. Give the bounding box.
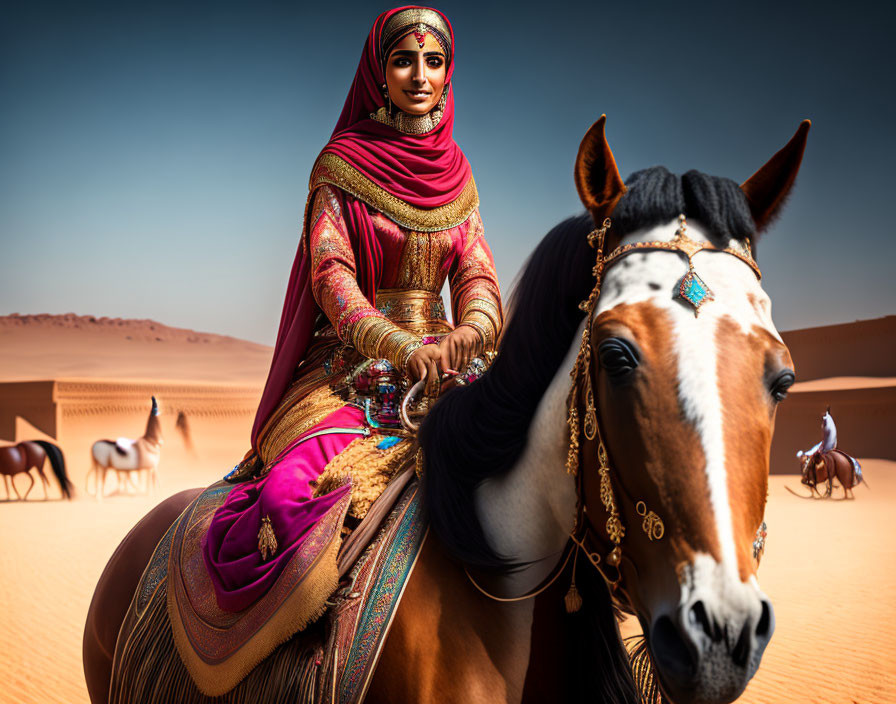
[390,49,445,58]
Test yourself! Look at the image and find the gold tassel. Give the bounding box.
[564,545,583,613]
[565,583,583,613]
[258,515,278,560]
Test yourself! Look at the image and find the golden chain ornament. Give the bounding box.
[564,216,666,610]
[636,501,665,541]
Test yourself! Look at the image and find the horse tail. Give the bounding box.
[33,440,73,499]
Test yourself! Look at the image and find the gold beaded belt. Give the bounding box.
[375,289,452,336]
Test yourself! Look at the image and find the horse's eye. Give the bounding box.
[770,370,795,402]
[598,338,639,382]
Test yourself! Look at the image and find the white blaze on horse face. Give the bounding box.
[595,217,780,578]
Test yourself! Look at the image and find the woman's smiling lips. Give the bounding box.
[404,89,432,101]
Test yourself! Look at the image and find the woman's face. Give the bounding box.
[385,31,447,115]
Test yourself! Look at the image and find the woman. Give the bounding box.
[202,6,502,618]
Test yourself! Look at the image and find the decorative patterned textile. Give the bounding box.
[317,479,427,703]
[204,179,500,613]
[109,478,427,702]
[203,406,362,613]
[176,480,349,693]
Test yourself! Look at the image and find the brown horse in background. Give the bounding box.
[84,118,810,704]
[0,440,72,500]
[801,449,864,499]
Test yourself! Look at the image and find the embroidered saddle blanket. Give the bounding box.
[110,474,427,703]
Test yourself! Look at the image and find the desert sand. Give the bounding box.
[0,313,893,703]
[1,467,892,703]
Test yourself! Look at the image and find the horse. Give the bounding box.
[801,449,864,499]
[88,397,163,501]
[84,116,809,704]
[0,440,72,501]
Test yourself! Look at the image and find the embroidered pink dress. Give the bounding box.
[202,183,501,612]
[201,5,502,615]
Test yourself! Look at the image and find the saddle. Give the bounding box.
[110,470,427,703]
[809,448,861,484]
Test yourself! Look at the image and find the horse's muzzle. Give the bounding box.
[648,580,774,704]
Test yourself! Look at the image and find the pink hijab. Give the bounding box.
[250,6,472,449]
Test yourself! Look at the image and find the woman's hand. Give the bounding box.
[406,344,445,397]
[439,325,482,374]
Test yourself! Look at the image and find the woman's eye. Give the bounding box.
[393,58,411,67]
[769,370,795,402]
[427,57,443,68]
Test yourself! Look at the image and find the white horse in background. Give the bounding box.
[89,397,163,500]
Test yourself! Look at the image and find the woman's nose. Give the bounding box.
[412,59,426,83]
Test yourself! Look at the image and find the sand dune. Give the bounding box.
[0,313,272,384]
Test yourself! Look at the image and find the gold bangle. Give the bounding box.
[399,340,424,370]
[351,316,395,359]
[458,312,495,349]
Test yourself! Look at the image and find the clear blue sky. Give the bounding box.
[2,0,893,345]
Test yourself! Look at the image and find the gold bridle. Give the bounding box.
[469,214,763,609]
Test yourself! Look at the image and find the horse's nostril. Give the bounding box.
[756,599,772,638]
[690,600,714,639]
[731,622,751,668]
[651,615,697,684]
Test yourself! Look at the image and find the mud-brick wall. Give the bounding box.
[0,379,262,495]
[769,385,896,474]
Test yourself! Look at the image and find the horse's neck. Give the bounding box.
[144,414,162,445]
[474,327,580,592]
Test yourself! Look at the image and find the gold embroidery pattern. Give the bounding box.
[259,385,346,465]
[381,8,452,60]
[376,288,452,336]
[307,186,421,368]
[450,215,503,349]
[396,230,453,291]
[313,435,414,520]
[311,153,479,232]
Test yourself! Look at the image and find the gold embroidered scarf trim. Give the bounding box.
[311,153,479,232]
[258,383,346,465]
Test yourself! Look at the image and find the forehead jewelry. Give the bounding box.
[413,24,429,48]
[672,214,715,315]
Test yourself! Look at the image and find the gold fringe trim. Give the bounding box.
[167,528,342,697]
[111,578,323,704]
[314,436,413,520]
[311,153,479,232]
[259,385,346,465]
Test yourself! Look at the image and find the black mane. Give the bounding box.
[420,166,755,570]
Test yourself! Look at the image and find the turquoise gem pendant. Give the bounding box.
[677,265,714,314]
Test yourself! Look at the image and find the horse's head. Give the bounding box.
[573,116,808,703]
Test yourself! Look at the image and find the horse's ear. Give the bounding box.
[574,115,626,223]
[740,120,811,232]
